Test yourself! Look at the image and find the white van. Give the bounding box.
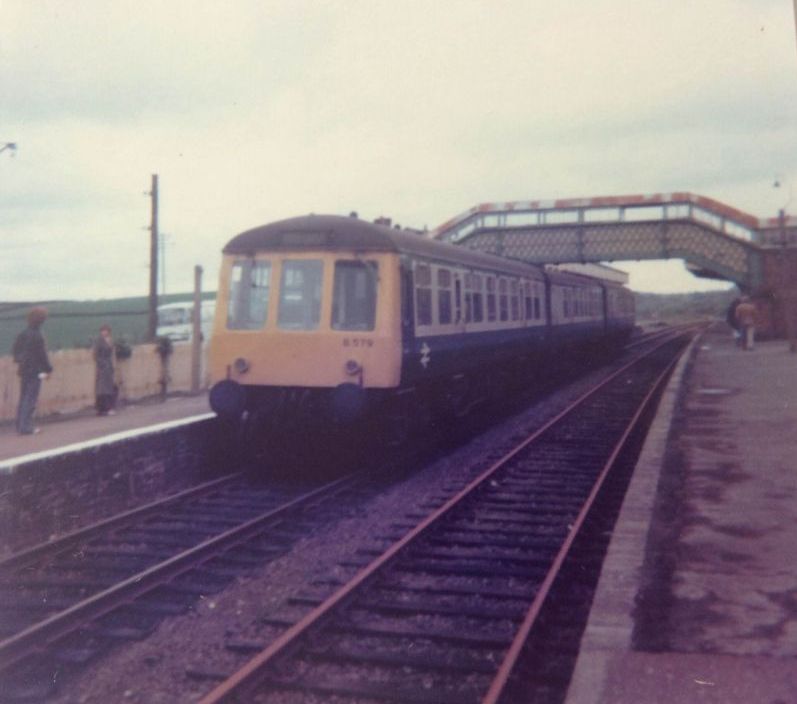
[156,300,216,342]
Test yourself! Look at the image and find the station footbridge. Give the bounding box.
[432,193,797,339]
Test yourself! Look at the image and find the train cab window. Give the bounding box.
[415,263,433,326]
[278,259,323,330]
[437,268,452,325]
[332,260,377,331]
[227,259,271,330]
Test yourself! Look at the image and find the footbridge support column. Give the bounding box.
[757,249,797,348]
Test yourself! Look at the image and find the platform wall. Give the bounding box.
[0,342,209,423]
[0,416,231,555]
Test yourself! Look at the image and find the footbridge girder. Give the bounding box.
[432,193,797,292]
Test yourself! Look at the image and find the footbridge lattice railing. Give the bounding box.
[431,193,796,290]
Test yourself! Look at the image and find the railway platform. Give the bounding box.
[566,324,797,704]
[0,393,212,465]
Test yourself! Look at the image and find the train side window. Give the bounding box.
[454,276,463,324]
[498,278,509,322]
[510,279,520,321]
[463,274,472,323]
[332,260,377,331]
[277,259,323,330]
[227,259,271,330]
[472,273,484,323]
[524,282,533,321]
[415,263,433,326]
[534,283,542,320]
[437,268,452,325]
[486,276,497,322]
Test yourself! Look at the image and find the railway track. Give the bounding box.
[196,330,693,704]
[0,470,363,701]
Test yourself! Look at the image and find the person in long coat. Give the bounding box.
[12,307,52,434]
[93,324,116,415]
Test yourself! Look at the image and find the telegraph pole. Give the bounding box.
[191,265,203,394]
[147,174,159,342]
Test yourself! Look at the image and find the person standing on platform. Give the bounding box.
[93,324,117,415]
[726,297,742,346]
[734,296,758,351]
[12,307,52,435]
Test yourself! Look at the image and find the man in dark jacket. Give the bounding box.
[12,307,53,435]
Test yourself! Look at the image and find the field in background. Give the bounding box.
[633,289,737,323]
[0,293,217,353]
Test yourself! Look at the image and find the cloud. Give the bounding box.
[1,1,329,123]
[1,0,796,299]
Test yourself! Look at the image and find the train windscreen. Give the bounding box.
[227,260,271,330]
[277,260,323,330]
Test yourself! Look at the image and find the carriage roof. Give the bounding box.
[223,214,546,279]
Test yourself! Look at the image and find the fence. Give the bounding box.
[0,342,209,423]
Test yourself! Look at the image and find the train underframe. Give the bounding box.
[211,328,628,468]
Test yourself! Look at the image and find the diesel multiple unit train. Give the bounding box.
[208,214,635,443]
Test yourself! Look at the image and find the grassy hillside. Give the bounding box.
[633,289,738,323]
[0,293,216,353]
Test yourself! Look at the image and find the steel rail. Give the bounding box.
[0,471,357,673]
[481,352,681,703]
[0,473,241,574]
[197,332,693,704]
[625,323,704,352]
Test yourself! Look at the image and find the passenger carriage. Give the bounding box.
[208,214,634,441]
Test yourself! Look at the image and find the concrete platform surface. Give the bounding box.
[0,393,212,464]
[587,651,796,704]
[567,326,797,704]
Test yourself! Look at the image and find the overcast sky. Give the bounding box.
[2,0,796,301]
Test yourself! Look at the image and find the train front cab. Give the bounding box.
[208,248,403,427]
